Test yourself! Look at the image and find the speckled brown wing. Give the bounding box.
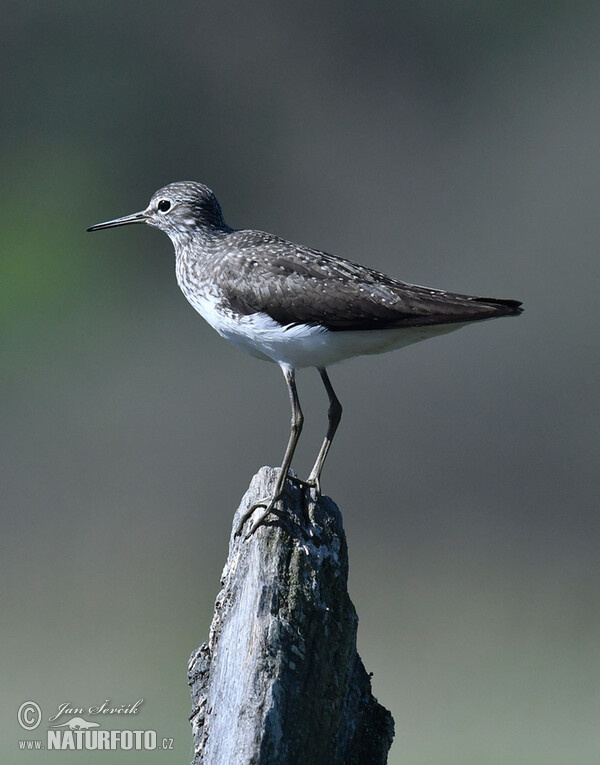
[217,229,522,330]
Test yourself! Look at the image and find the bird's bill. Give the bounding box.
[87,210,147,232]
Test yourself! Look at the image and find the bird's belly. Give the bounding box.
[181,291,467,367]
[268,322,465,367]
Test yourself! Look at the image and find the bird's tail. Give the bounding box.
[472,296,523,316]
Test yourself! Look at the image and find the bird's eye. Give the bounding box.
[157,200,171,212]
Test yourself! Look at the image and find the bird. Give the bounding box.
[88,181,522,535]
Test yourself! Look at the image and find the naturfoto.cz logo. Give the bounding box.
[17,700,174,753]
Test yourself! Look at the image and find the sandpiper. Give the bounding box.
[88,181,522,535]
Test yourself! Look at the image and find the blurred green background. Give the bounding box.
[2,2,599,763]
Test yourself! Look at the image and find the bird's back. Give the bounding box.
[191,227,522,332]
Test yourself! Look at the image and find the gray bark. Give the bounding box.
[188,466,394,765]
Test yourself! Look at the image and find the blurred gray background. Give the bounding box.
[2,2,599,763]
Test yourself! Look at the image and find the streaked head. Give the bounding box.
[87,181,230,242]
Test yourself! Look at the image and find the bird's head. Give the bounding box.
[87,181,230,244]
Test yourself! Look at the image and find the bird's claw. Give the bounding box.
[234,473,322,539]
[234,494,281,538]
[306,475,321,494]
[288,474,321,494]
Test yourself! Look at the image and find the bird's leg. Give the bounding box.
[235,365,304,537]
[306,368,342,494]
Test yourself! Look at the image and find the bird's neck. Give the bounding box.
[174,226,234,294]
[169,223,231,254]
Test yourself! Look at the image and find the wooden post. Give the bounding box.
[188,467,394,764]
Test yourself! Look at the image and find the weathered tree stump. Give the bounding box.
[188,466,394,764]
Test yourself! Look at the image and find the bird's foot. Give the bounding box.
[303,473,322,495]
[288,474,321,494]
[234,492,282,539]
[235,471,322,539]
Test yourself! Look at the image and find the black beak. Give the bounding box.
[87,210,147,232]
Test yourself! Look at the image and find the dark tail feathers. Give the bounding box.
[473,296,523,316]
